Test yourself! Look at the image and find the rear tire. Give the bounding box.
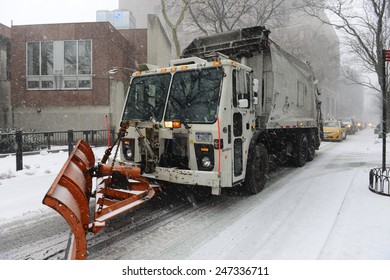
[307,132,316,162]
[244,143,269,195]
[292,133,308,167]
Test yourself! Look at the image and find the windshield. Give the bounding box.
[323,121,340,127]
[165,67,224,123]
[122,74,171,121]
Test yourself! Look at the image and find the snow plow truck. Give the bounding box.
[43,26,322,259]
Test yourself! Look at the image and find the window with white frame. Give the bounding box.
[26,40,92,90]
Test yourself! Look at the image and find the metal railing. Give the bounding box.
[0,129,113,153]
[369,167,390,197]
[0,129,114,171]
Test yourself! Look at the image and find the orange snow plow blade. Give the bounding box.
[42,139,94,259]
[43,139,160,259]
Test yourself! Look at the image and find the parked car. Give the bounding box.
[322,120,347,142]
[339,118,358,135]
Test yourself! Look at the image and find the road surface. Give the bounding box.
[1,128,389,260]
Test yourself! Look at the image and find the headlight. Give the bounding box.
[201,157,212,168]
[122,138,135,161]
[125,149,133,159]
[195,144,214,171]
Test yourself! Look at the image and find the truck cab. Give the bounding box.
[120,55,259,195]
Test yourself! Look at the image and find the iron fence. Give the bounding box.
[0,129,114,155]
[1,129,115,171]
[369,167,390,197]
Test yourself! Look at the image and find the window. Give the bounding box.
[26,40,92,90]
[122,74,171,121]
[165,67,223,123]
[233,68,251,108]
[0,39,10,80]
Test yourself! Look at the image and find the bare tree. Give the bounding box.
[161,0,195,58]
[188,0,288,36]
[296,0,389,95]
[160,0,288,57]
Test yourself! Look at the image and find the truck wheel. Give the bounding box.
[292,133,308,167]
[244,143,269,194]
[307,132,316,162]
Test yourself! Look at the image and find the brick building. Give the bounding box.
[0,23,11,129]
[1,15,171,131]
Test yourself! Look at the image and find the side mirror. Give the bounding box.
[238,99,249,108]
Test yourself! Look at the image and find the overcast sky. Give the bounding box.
[0,0,118,27]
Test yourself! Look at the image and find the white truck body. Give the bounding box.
[119,26,322,195]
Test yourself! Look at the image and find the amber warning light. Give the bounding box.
[165,120,181,129]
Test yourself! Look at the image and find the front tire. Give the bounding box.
[244,143,269,195]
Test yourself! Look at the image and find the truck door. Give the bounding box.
[232,68,254,184]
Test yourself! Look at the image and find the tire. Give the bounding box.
[307,132,316,162]
[244,143,269,195]
[292,133,308,167]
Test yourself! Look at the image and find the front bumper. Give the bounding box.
[154,167,220,188]
[323,131,342,140]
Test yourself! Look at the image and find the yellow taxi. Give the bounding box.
[322,120,347,142]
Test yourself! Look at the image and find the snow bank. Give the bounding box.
[0,147,106,222]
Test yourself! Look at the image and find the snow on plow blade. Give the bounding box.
[43,139,161,259]
[42,139,94,259]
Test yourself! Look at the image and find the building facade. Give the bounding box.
[271,7,341,120]
[10,22,139,131]
[0,23,11,130]
[3,15,171,131]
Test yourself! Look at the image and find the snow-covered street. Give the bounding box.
[186,129,390,260]
[0,128,390,261]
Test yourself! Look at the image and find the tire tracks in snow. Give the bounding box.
[316,167,359,259]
